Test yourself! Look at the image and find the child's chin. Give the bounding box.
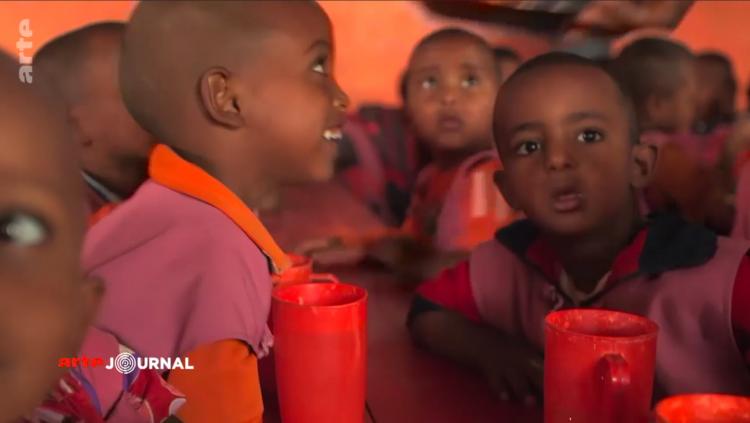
[309,163,335,182]
[538,214,594,237]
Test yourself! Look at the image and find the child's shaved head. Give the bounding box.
[0,50,99,421]
[119,1,349,206]
[35,22,125,105]
[121,1,331,146]
[35,21,153,199]
[611,37,697,133]
[500,52,639,147]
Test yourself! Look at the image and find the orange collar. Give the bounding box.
[149,144,290,273]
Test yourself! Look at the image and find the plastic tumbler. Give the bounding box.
[272,282,367,423]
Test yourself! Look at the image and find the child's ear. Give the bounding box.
[79,275,104,328]
[200,67,245,129]
[493,169,520,210]
[630,143,656,189]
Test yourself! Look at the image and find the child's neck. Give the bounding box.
[172,146,275,211]
[544,206,642,295]
[432,144,487,170]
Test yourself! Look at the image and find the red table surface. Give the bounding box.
[352,267,542,422]
[264,266,541,422]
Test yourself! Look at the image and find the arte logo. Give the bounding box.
[59,352,194,374]
[17,19,32,84]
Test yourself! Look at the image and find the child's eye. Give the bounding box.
[515,140,541,156]
[312,55,329,75]
[0,212,49,247]
[577,129,603,144]
[421,76,437,90]
[461,74,479,88]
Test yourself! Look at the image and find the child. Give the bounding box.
[337,103,423,227]
[0,52,182,422]
[367,28,516,281]
[611,37,734,234]
[83,1,348,421]
[493,46,521,84]
[694,51,737,136]
[34,22,155,219]
[408,53,750,403]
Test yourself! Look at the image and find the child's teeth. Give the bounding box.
[324,129,342,142]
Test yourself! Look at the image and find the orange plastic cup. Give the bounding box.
[272,282,367,423]
[272,253,339,286]
[655,394,750,422]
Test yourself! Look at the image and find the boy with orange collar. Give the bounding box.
[83,1,348,421]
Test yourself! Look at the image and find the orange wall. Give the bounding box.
[0,1,748,108]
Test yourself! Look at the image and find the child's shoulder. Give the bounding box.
[470,219,536,268]
[85,181,267,270]
[463,149,502,174]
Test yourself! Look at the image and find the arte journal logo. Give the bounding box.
[59,352,194,374]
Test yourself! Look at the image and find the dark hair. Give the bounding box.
[697,51,737,95]
[502,52,639,144]
[34,21,126,103]
[610,37,693,125]
[493,46,521,62]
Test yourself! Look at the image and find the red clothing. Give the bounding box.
[401,165,460,244]
[415,225,750,366]
[402,151,517,251]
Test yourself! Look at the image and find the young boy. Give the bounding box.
[367,29,516,281]
[83,1,348,421]
[408,53,750,403]
[611,37,734,234]
[694,51,737,136]
[34,22,155,219]
[0,52,182,423]
[493,46,521,84]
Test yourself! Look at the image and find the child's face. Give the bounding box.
[695,59,735,122]
[75,37,154,196]
[0,85,99,420]
[405,36,499,155]
[494,64,653,237]
[651,61,699,133]
[234,2,349,184]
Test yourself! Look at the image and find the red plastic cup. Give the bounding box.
[655,394,750,422]
[272,282,367,423]
[545,309,659,423]
[272,253,339,286]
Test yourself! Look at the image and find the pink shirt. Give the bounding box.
[83,180,274,359]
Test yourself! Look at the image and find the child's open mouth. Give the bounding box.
[552,191,584,213]
[322,128,343,143]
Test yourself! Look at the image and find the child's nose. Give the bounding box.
[545,142,576,171]
[440,86,458,106]
[333,83,350,111]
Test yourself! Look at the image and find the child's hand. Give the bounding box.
[294,236,366,266]
[479,341,544,406]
